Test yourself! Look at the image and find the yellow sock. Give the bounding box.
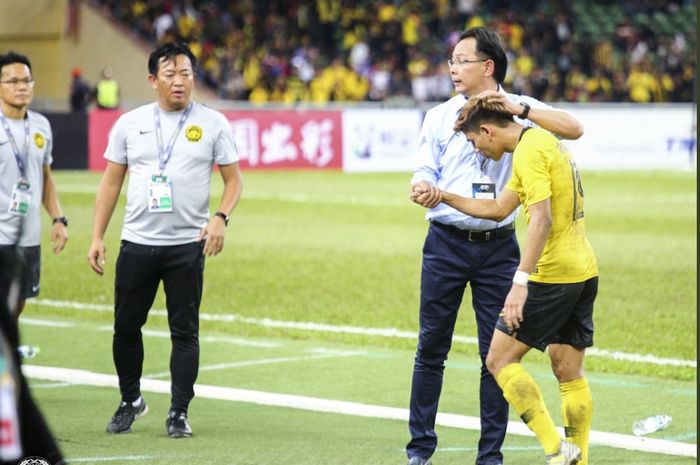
[560,377,592,465]
[496,363,561,455]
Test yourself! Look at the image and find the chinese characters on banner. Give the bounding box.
[225,111,341,169]
[88,109,342,170]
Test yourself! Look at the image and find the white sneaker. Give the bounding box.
[545,441,581,465]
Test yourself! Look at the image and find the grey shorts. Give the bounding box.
[496,277,598,351]
[0,245,41,301]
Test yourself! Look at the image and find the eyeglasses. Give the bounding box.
[447,58,487,67]
[0,78,35,86]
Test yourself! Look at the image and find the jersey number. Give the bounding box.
[569,158,585,220]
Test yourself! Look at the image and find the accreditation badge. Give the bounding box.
[472,182,496,199]
[148,174,173,212]
[8,180,31,216]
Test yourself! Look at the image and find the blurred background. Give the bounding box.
[0,0,696,170]
[1,0,696,107]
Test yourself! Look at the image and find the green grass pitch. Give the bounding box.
[18,169,696,464]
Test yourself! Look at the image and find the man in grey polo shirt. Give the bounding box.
[0,51,68,316]
[0,50,66,464]
[87,42,243,438]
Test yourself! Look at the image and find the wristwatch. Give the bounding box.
[519,102,531,119]
[214,211,229,226]
[52,216,68,227]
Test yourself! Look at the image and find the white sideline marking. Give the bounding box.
[19,317,74,328]
[140,328,281,348]
[92,325,281,348]
[58,185,408,207]
[29,298,697,368]
[202,335,279,348]
[30,381,74,389]
[145,349,367,378]
[22,365,697,458]
[69,455,157,462]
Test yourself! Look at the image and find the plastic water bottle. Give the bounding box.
[16,344,40,360]
[632,414,672,436]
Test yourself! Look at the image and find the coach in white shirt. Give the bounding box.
[405,28,583,465]
[88,42,243,439]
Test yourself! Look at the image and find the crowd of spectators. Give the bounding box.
[92,0,696,104]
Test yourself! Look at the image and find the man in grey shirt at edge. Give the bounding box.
[0,51,68,317]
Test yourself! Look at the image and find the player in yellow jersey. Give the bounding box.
[413,94,598,465]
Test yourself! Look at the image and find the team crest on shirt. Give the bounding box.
[185,125,202,142]
[34,132,45,148]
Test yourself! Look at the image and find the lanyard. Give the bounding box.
[153,102,192,173]
[0,111,30,178]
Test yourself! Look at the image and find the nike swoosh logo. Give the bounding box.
[32,285,40,292]
[0,140,8,145]
[139,129,154,134]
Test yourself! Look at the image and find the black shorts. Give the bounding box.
[496,277,598,351]
[0,245,41,301]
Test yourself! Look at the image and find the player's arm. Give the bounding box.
[480,91,583,140]
[199,162,243,257]
[87,161,127,275]
[440,188,520,221]
[41,165,67,254]
[517,198,551,275]
[501,198,552,330]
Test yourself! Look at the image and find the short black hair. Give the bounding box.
[458,27,507,84]
[0,51,32,76]
[148,42,197,75]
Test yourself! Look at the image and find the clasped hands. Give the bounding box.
[410,181,443,209]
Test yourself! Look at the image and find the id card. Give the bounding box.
[148,174,173,212]
[472,182,496,199]
[8,181,31,216]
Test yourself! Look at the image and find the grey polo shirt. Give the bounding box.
[0,110,53,246]
[104,102,239,246]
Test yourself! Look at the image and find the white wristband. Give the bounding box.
[513,270,530,286]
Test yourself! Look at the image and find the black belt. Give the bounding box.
[431,221,515,242]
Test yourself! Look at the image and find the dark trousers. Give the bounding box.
[407,222,520,465]
[113,240,204,413]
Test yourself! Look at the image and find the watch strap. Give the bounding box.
[214,211,229,226]
[519,102,531,119]
[52,216,68,227]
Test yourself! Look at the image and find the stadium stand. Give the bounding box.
[91,0,696,103]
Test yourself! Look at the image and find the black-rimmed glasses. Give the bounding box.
[447,58,487,67]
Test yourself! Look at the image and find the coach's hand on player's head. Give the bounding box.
[476,89,522,117]
[197,219,225,257]
[87,238,107,276]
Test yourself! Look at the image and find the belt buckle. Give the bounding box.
[468,230,492,241]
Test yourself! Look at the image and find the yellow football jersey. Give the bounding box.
[506,128,598,283]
